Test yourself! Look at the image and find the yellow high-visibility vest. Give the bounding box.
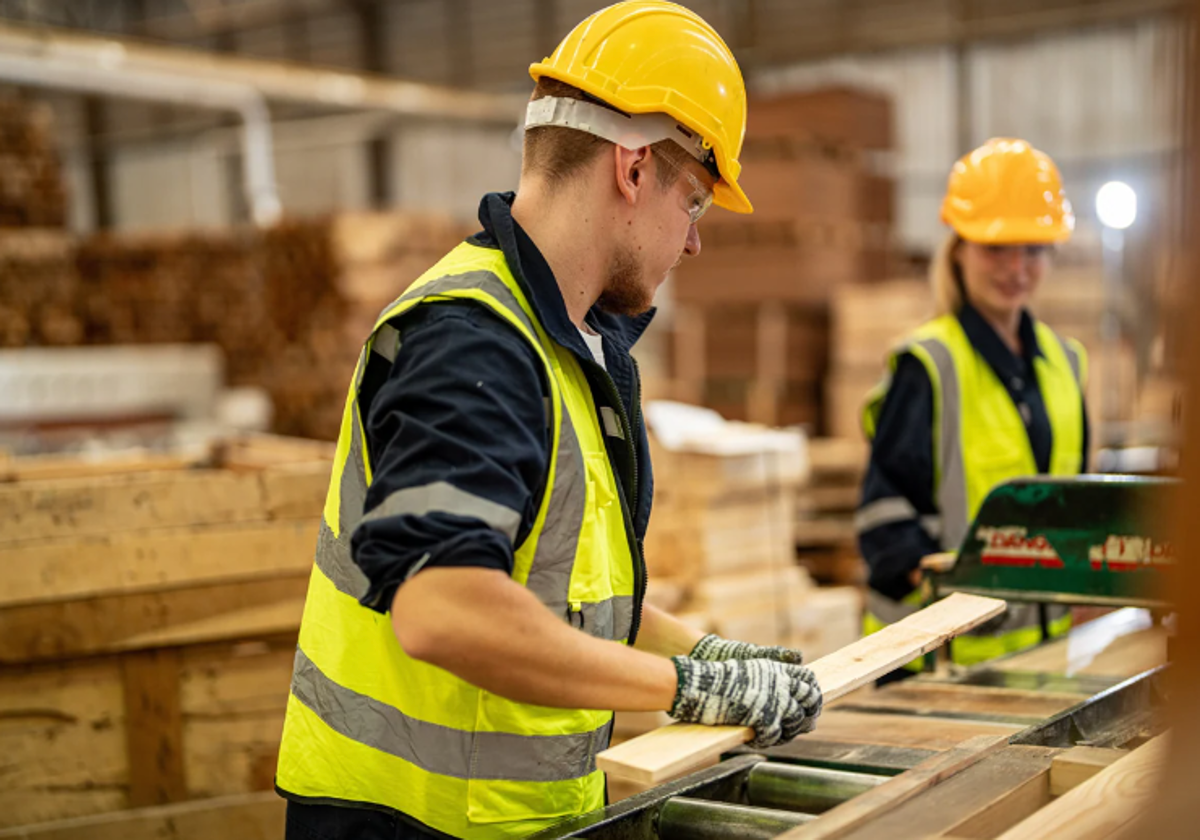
[276,240,638,838]
[861,313,1085,665]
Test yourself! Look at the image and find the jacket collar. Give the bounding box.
[957,302,1043,381]
[473,192,656,357]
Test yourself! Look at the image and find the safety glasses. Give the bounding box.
[656,152,714,226]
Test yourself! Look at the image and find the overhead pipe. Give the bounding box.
[0,49,283,225]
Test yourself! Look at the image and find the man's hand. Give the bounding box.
[669,657,823,748]
[690,633,804,666]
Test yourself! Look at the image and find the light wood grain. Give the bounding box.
[1049,746,1126,796]
[994,735,1168,840]
[0,792,284,840]
[0,520,318,608]
[597,593,1006,783]
[773,734,1009,840]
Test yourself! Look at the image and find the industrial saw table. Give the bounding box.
[531,477,1173,840]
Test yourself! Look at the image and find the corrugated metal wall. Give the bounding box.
[755,17,1185,254]
[54,15,1184,245]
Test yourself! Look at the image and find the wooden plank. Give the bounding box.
[596,593,1006,783]
[773,734,1009,840]
[122,649,187,807]
[0,519,318,608]
[0,791,284,840]
[832,746,1057,840]
[0,463,328,546]
[0,452,204,483]
[807,711,1023,751]
[0,576,308,664]
[1049,746,1127,796]
[0,658,128,828]
[995,608,1167,678]
[994,734,1168,840]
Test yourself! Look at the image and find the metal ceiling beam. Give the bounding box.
[0,19,524,123]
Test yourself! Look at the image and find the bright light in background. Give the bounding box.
[1095,181,1138,230]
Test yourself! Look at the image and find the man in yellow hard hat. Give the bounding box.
[275,3,822,838]
[856,138,1087,680]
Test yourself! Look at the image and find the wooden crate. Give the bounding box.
[0,436,329,829]
[748,86,894,150]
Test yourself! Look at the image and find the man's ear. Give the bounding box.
[614,144,651,206]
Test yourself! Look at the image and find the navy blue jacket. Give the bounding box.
[858,305,1089,601]
[350,192,655,643]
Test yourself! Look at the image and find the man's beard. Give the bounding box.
[596,245,654,316]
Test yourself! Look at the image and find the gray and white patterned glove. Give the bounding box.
[690,633,805,666]
[669,656,823,748]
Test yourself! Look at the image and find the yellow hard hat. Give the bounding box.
[529,0,752,214]
[941,137,1074,244]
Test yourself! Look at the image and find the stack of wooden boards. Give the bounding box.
[628,414,863,750]
[0,211,469,440]
[669,86,896,429]
[0,93,67,228]
[0,435,329,834]
[794,437,868,587]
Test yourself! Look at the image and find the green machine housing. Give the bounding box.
[930,475,1176,610]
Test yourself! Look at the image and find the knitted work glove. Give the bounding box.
[690,633,805,666]
[669,656,823,748]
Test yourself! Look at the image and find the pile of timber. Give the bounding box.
[0,435,330,831]
[0,212,470,440]
[667,85,896,429]
[0,93,68,228]
[794,436,868,586]
[0,229,83,347]
[641,412,862,658]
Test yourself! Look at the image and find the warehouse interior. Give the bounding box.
[0,1,1194,838]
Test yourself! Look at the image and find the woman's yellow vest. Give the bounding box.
[276,241,638,839]
[862,313,1086,665]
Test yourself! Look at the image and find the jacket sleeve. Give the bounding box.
[350,301,551,614]
[857,353,944,601]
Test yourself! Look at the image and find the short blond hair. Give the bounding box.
[930,233,963,315]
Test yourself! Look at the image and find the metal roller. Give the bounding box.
[746,763,887,814]
[656,797,813,840]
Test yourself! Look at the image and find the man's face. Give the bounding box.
[598,150,713,316]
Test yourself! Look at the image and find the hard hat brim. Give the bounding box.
[949,216,1074,245]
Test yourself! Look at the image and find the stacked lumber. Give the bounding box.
[2,212,469,439]
[669,86,896,427]
[0,229,83,347]
[0,435,329,830]
[642,407,862,661]
[795,437,869,586]
[0,93,68,228]
[825,278,933,440]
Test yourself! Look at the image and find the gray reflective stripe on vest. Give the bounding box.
[290,647,606,782]
[314,413,371,601]
[1056,334,1083,387]
[523,406,599,629]
[865,588,919,624]
[577,595,635,641]
[360,481,522,544]
[917,337,969,552]
[396,270,538,339]
[373,323,400,364]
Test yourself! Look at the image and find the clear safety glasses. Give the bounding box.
[656,152,714,226]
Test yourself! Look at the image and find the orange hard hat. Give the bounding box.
[941,138,1074,244]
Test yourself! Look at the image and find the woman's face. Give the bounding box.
[956,240,1050,320]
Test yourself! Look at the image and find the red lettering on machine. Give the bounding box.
[978,526,1065,569]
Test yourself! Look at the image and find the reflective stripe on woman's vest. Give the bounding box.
[276,241,637,839]
[860,313,1086,667]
